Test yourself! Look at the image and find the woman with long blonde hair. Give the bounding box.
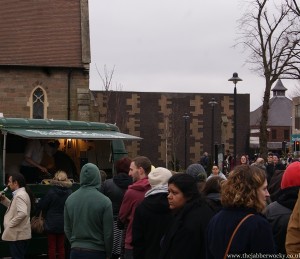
[37,170,72,259]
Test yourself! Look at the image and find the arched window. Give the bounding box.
[27,85,49,119]
[33,88,44,119]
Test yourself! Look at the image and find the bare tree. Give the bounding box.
[95,64,115,122]
[237,0,300,158]
[168,103,185,171]
[110,83,127,131]
[287,0,300,16]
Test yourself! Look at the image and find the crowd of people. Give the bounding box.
[1,150,300,258]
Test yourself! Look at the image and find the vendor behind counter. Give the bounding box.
[20,139,78,184]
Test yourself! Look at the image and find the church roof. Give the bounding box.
[0,1,90,68]
[272,79,287,92]
[250,80,292,127]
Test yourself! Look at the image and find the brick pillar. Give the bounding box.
[77,88,90,121]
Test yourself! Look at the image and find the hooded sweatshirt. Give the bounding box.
[118,177,151,250]
[64,163,113,255]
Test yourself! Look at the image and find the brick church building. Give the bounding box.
[0,1,91,121]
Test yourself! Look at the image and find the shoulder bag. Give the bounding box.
[223,214,254,259]
[31,211,44,234]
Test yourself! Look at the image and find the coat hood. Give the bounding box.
[128,177,150,192]
[113,172,132,189]
[80,163,101,189]
[50,179,72,189]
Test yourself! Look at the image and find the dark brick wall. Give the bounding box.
[92,91,250,169]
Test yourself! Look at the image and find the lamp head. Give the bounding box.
[228,72,242,85]
[208,98,218,106]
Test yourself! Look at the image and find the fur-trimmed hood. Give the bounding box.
[50,179,72,188]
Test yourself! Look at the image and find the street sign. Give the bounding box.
[291,134,300,141]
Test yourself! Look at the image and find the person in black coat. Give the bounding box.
[265,161,300,255]
[202,176,225,213]
[37,170,72,259]
[266,152,275,184]
[132,167,173,259]
[100,157,132,259]
[159,173,215,259]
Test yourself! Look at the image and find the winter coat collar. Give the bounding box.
[145,184,168,197]
[50,179,72,188]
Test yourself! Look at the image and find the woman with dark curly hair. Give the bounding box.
[206,165,276,258]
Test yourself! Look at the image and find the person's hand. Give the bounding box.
[39,165,48,174]
[0,193,5,201]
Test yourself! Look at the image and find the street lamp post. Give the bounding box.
[183,113,190,169]
[209,98,218,165]
[290,116,293,153]
[228,72,242,167]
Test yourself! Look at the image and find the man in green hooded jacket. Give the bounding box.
[64,163,113,259]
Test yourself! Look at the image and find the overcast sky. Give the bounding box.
[88,0,298,111]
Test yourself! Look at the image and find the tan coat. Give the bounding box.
[286,190,300,255]
[1,187,31,241]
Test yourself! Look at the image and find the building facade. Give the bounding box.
[250,80,292,154]
[91,91,250,168]
[0,1,250,170]
[0,0,91,121]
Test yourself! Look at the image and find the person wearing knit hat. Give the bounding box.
[281,162,300,189]
[186,163,207,192]
[148,167,173,189]
[265,161,300,255]
[132,167,172,259]
[186,163,206,179]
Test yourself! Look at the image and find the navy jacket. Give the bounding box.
[206,207,276,258]
[38,185,72,233]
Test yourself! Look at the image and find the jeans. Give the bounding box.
[70,248,106,259]
[9,239,29,259]
[47,233,65,259]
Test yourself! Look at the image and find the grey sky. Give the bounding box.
[88,0,297,111]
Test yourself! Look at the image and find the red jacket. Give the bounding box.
[118,177,150,249]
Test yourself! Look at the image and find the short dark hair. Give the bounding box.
[202,176,224,195]
[11,172,26,188]
[132,156,152,174]
[10,172,36,212]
